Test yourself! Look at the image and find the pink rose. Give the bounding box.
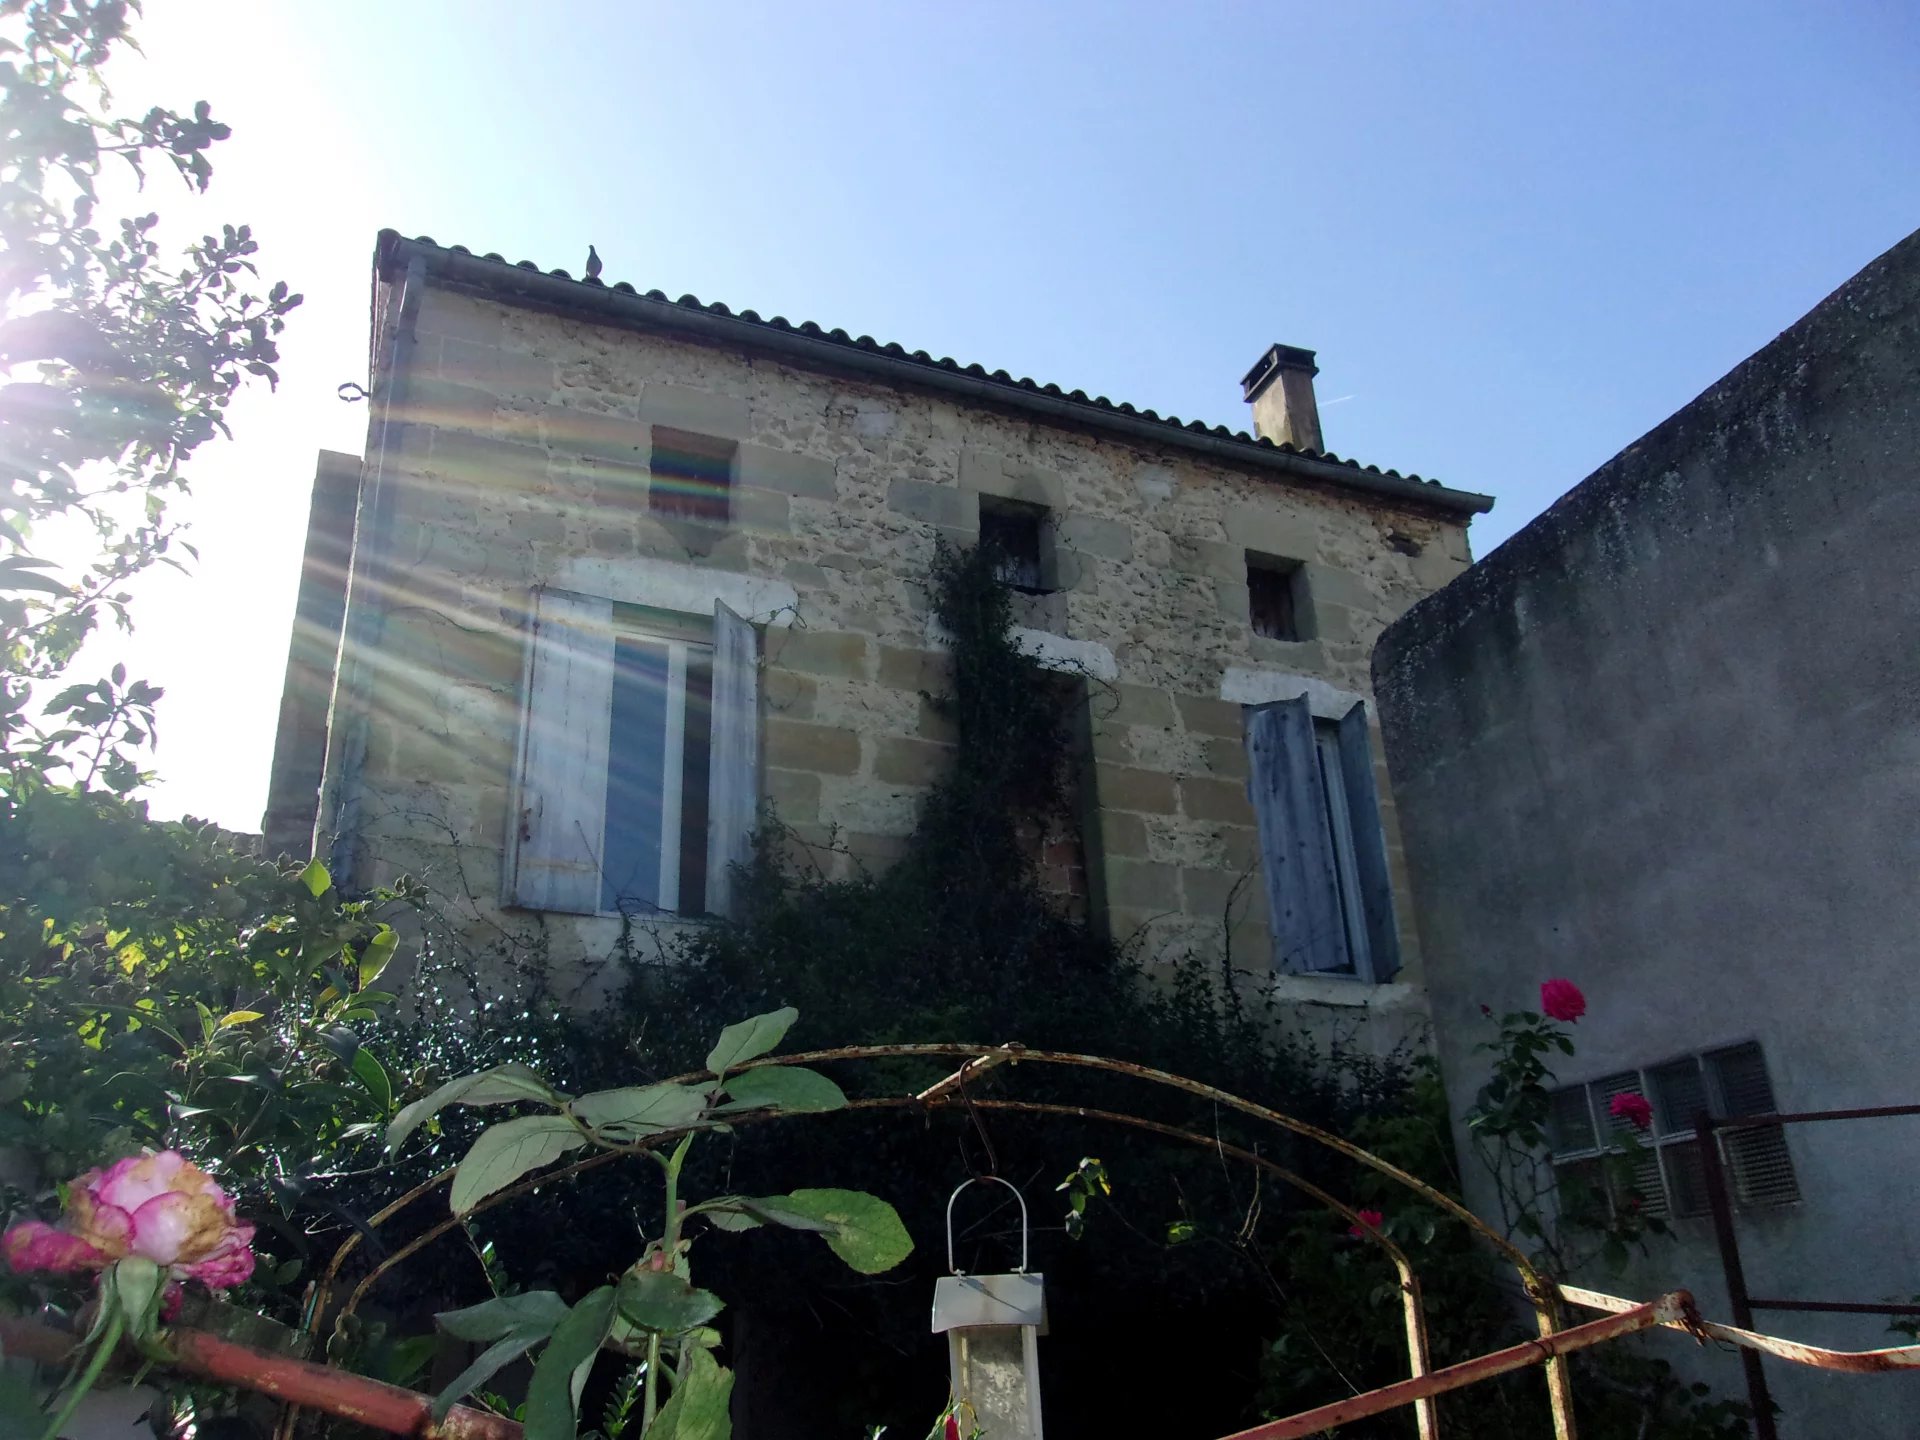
[3,1150,255,1291]
[1610,1092,1653,1131]
[1347,1207,1385,1239]
[2,1219,110,1274]
[1539,978,1586,1024]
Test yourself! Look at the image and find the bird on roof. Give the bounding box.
[584,245,603,281]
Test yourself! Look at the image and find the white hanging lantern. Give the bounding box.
[931,1176,1047,1440]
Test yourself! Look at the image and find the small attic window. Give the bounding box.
[1248,555,1306,641]
[980,498,1049,593]
[649,428,734,526]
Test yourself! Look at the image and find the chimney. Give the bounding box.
[1240,343,1323,453]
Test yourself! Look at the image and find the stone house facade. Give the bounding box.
[265,231,1490,1030]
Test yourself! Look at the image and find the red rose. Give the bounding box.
[1539,978,1586,1024]
[1610,1092,1653,1131]
[1347,1208,1385,1239]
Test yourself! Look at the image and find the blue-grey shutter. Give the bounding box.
[1245,697,1349,974]
[504,588,615,914]
[704,600,760,918]
[1336,701,1401,981]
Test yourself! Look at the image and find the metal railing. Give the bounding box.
[1695,1103,1920,1440]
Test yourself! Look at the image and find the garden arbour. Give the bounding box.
[303,1035,1605,1440]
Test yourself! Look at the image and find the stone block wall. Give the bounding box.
[316,276,1475,1021]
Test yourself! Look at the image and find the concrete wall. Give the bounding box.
[310,261,1475,1036]
[1373,230,1920,1434]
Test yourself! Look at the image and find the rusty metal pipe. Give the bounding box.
[0,1314,522,1438]
[1210,1292,1693,1440]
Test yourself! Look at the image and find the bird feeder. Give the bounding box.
[931,1176,1047,1440]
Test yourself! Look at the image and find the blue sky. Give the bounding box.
[110,1,1919,829]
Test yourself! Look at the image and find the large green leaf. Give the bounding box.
[780,1189,914,1274]
[358,924,399,989]
[437,1290,571,1343]
[692,1195,838,1234]
[615,1268,725,1335]
[570,1081,708,1137]
[350,1048,391,1113]
[450,1115,587,1216]
[704,1006,798,1077]
[298,857,331,898]
[387,1062,565,1155]
[522,1286,617,1440]
[716,1065,846,1114]
[431,1329,546,1421]
[648,1346,735,1440]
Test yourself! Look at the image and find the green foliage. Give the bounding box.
[0,0,301,697]
[409,1008,913,1439]
[0,804,418,1203]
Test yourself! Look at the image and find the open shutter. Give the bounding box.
[504,588,615,914]
[1336,701,1402,980]
[704,600,760,917]
[1245,697,1349,974]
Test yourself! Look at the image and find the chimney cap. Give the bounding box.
[1241,343,1320,402]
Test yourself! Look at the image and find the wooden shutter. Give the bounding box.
[703,600,760,917]
[1336,702,1402,980]
[1245,697,1350,974]
[504,588,615,914]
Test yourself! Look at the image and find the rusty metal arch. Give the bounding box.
[305,1041,1577,1439]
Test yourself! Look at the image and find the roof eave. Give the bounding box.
[375,232,1494,519]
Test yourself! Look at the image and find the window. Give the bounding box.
[1548,1042,1800,1220]
[649,428,734,526]
[978,499,1049,593]
[1244,696,1400,980]
[1248,556,1306,641]
[505,587,760,919]
[600,610,712,916]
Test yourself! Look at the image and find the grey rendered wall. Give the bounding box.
[1372,229,1920,1435]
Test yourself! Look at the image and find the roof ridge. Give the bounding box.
[375,231,1491,514]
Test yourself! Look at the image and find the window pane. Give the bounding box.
[1707,1043,1801,1207]
[650,428,733,525]
[1548,1087,1598,1157]
[1648,1058,1710,1139]
[1614,1145,1669,1220]
[1554,1157,1612,1226]
[678,654,713,915]
[603,636,671,914]
[1248,562,1301,641]
[1660,1139,1713,1219]
[979,505,1045,591]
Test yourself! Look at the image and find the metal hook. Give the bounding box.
[945,1175,1029,1276]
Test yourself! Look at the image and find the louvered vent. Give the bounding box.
[1709,1043,1801,1208]
[1548,1087,1597,1156]
[1649,1057,1710,1138]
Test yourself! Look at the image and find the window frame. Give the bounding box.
[503,587,759,921]
[978,497,1052,594]
[1548,1042,1799,1221]
[1247,554,1307,641]
[1244,695,1401,983]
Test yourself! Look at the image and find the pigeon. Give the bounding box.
[584,245,603,281]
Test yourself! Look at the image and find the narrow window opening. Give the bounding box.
[601,607,715,917]
[979,499,1049,593]
[649,428,735,526]
[1248,556,1305,640]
